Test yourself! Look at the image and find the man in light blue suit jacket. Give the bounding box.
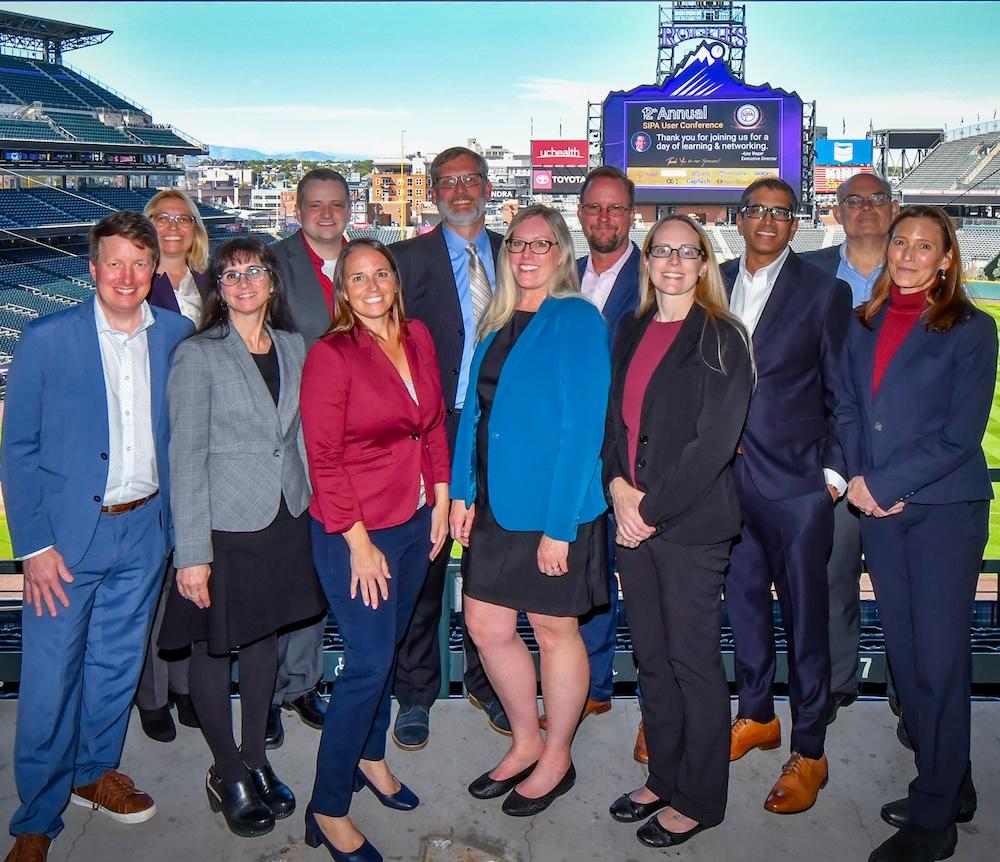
[1,213,193,861]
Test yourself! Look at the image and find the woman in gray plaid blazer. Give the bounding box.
[160,237,326,839]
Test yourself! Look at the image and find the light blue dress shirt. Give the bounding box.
[441,223,496,409]
[836,243,884,308]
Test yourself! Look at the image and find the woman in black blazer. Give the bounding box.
[603,214,753,849]
[837,206,996,862]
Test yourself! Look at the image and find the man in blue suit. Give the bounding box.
[1,212,193,862]
[721,178,852,815]
[539,166,639,743]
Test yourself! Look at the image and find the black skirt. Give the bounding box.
[462,310,609,617]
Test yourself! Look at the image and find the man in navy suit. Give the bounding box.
[540,166,639,741]
[722,178,852,814]
[800,172,899,726]
[1,212,193,862]
[389,146,506,749]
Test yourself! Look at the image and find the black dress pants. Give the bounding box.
[618,534,731,827]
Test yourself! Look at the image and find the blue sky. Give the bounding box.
[3,1,997,155]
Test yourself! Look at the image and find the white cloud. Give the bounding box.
[513,77,621,107]
[160,104,410,120]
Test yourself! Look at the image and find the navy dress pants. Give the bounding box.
[309,507,431,817]
[728,458,833,759]
[863,500,987,832]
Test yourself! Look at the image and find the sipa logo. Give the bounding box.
[735,103,762,129]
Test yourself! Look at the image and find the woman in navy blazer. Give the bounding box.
[837,206,996,862]
[143,189,210,323]
[450,205,611,817]
[300,238,450,862]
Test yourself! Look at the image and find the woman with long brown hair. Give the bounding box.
[603,214,753,849]
[838,205,995,862]
[300,238,450,862]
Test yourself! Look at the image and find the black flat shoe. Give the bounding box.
[304,808,382,862]
[205,767,274,838]
[501,763,575,817]
[880,764,976,829]
[137,705,176,743]
[284,689,327,729]
[636,816,711,848]
[468,762,537,800]
[247,761,295,819]
[354,768,418,811]
[868,823,957,862]
[609,791,668,823]
[169,691,200,728]
[265,706,284,750]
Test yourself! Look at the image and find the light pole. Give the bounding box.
[400,129,407,239]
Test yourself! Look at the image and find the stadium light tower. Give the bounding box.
[656,1,746,84]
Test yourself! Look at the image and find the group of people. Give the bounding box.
[0,149,994,862]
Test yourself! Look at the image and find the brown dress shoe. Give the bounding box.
[70,769,156,824]
[764,752,828,814]
[729,716,781,761]
[539,697,611,730]
[5,834,50,862]
[633,721,649,764]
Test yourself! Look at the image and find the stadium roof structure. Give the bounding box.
[0,10,111,62]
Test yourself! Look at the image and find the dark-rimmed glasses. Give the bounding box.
[740,204,794,222]
[649,244,704,260]
[505,238,559,254]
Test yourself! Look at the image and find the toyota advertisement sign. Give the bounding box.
[531,167,587,194]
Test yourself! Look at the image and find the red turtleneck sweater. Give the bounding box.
[872,285,927,395]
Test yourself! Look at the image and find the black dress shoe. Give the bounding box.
[501,763,575,816]
[138,705,176,743]
[826,689,858,725]
[609,791,669,823]
[881,765,977,828]
[636,816,711,848]
[283,689,327,729]
[205,766,274,838]
[169,691,199,728]
[868,823,957,862]
[247,761,295,819]
[265,706,284,750]
[468,762,537,800]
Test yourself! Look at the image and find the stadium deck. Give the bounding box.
[0,697,996,861]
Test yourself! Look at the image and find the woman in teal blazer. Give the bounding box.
[450,205,611,817]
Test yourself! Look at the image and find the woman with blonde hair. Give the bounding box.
[143,188,210,323]
[603,214,753,849]
[450,204,611,817]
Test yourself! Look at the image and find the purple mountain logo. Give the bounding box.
[664,41,734,98]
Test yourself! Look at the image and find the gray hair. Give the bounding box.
[836,171,893,203]
[429,146,489,186]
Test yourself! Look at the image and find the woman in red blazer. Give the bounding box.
[300,238,450,862]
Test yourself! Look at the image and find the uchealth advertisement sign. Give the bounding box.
[532,167,588,194]
[531,139,588,166]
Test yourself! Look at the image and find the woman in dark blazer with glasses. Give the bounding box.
[603,214,752,850]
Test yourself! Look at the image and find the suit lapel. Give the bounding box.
[223,326,277,417]
[146,307,167,434]
[496,298,556,387]
[75,299,110,444]
[751,254,799,348]
[289,232,332,322]
[603,244,640,328]
[363,329,421,420]
[638,305,703,426]
[873,309,934,399]
[270,328,297,434]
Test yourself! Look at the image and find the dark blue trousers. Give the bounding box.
[578,513,617,701]
[863,500,987,831]
[11,498,164,838]
[728,458,832,759]
[309,507,431,817]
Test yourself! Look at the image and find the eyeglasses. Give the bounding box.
[740,204,795,222]
[218,265,270,286]
[840,192,892,209]
[151,213,196,227]
[580,203,632,218]
[505,238,559,254]
[648,244,704,260]
[435,173,484,190]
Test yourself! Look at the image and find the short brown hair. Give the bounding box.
[296,168,349,210]
[579,165,635,208]
[429,146,489,186]
[89,211,159,265]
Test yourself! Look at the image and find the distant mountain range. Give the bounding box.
[208,145,365,161]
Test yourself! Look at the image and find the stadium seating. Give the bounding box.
[36,279,94,302]
[898,132,1000,191]
[957,226,1000,262]
[0,116,64,141]
[0,287,72,315]
[23,187,112,222]
[0,190,78,228]
[124,125,197,148]
[45,110,134,144]
[0,54,139,113]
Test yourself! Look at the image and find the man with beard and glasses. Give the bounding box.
[388,146,507,750]
[536,166,640,752]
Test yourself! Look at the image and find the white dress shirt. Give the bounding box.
[95,299,159,505]
[729,246,846,496]
[580,242,634,312]
[174,269,204,325]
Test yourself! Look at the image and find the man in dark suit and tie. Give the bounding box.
[538,166,639,743]
[389,146,506,750]
[800,172,899,726]
[265,168,352,744]
[721,178,852,814]
[1,212,194,862]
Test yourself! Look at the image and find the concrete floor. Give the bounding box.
[0,698,997,861]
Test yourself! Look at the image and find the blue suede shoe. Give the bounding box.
[391,704,430,751]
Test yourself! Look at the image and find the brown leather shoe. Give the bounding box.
[5,834,50,862]
[729,716,781,761]
[70,769,156,824]
[633,721,648,764]
[539,697,611,730]
[764,752,829,814]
